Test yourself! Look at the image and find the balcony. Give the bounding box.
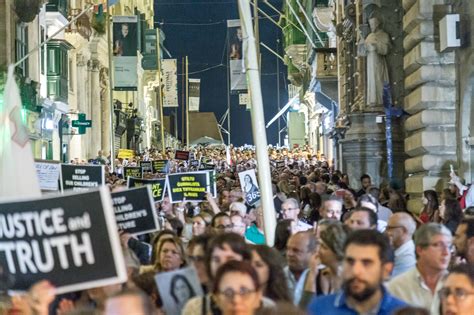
[46,0,68,20]
[47,40,73,104]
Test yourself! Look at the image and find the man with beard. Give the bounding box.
[387,223,452,315]
[453,218,474,264]
[307,230,406,314]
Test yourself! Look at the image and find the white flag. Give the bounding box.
[0,65,41,200]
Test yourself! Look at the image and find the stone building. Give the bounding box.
[281,0,473,212]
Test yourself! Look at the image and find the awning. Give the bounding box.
[308,78,338,114]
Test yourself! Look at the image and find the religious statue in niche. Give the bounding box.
[358,14,390,107]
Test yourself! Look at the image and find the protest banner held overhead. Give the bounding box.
[0,187,127,293]
[155,266,203,315]
[60,164,105,192]
[123,166,143,179]
[152,160,170,174]
[238,169,261,206]
[127,177,167,202]
[174,150,190,161]
[117,149,134,159]
[35,160,61,191]
[167,171,215,203]
[111,186,160,235]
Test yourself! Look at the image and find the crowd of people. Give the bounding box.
[2,145,474,315]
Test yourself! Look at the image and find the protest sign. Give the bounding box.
[111,186,159,235]
[189,160,200,168]
[167,171,212,203]
[174,150,190,161]
[238,169,261,206]
[140,160,153,173]
[117,149,134,159]
[152,160,170,174]
[0,187,127,293]
[155,266,203,315]
[35,160,60,191]
[127,177,166,202]
[123,166,143,179]
[60,164,105,192]
[276,160,285,169]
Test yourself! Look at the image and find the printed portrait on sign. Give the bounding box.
[113,22,137,56]
[155,266,203,315]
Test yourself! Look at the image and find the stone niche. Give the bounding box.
[339,0,406,189]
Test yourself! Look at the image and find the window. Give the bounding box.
[15,22,28,77]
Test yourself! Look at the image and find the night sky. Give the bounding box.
[154,0,287,146]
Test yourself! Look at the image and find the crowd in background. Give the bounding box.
[2,145,474,315]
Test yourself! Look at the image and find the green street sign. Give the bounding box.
[72,120,92,128]
[72,113,92,134]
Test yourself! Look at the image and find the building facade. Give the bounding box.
[281,0,474,212]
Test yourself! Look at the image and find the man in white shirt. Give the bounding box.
[386,223,452,315]
[385,212,417,277]
[281,198,312,232]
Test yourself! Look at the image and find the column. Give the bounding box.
[100,67,111,157]
[88,59,101,158]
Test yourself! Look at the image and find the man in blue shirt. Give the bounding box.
[308,230,407,314]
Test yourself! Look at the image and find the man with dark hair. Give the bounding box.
[307,230,406,314]
[210,212,232,235]
[105,288,155,315]
[453,218,474,264]
[356,174,372,198]
[345,207,378,230]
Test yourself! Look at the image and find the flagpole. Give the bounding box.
[106,0,115,171]
[238,0,276,246]
[226,37,231,145]
[181,57,185,146]
[185,56,189,148]
[157,29,166,155]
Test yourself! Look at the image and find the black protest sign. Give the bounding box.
[60,164,105,192]
[0,187,127,293]
[127,177,166,202]
[276,160,285,169]
[167,171,211,203]
[174,150,190,160]
[140,161,153,173]
[111,186,159,235]
[152,160,170,174]
[123,166,143,179]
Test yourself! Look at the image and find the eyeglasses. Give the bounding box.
[428,241,454,252]
[218,287,257,301]
[438,287,474,300]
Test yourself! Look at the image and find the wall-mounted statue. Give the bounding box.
[358,15,390,107]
